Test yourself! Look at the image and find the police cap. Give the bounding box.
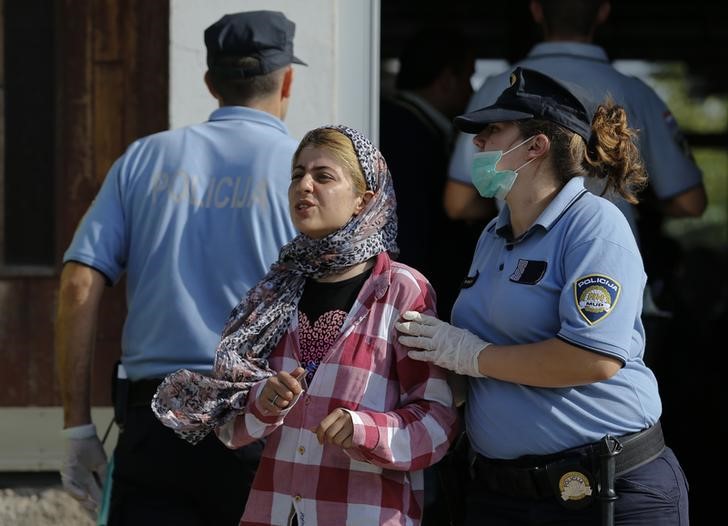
[454,67,595,141]
[205,10,306,79]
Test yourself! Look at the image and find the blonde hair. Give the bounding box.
[292,128,367,195]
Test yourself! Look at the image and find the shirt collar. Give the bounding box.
[495,177,588,241]
[347,251,392,311]
[527,42,610,63]
[208,106,290,134]
[368,251,392,301]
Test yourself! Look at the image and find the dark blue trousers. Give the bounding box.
[464,447,689,525]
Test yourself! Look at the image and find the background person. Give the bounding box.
[397,67,689,525]
[55,10,304,525]
[379,27,479,322]
[447,0,706,232]
[379,29,477,523]
[445,0,706,330]
[153,125,458,526]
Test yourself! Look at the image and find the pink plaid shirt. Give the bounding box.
[218,252,459,526]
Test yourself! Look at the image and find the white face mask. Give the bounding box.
[471,136,536,199]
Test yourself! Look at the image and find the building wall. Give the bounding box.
[1,0,168,408]
[169,0,380,141]
[0,0,380,470]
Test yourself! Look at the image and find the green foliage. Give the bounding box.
[641,62,728,249]
[649,63,728,134]
[664,148,727,249]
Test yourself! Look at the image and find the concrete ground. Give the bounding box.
[0,473,93,526]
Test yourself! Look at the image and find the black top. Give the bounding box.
[298,268,373,323]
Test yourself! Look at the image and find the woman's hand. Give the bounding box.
[314,409,354,449]
[395,311,490,377]
[262,366,305,413]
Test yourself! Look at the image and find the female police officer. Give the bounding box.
[396,67,689,525]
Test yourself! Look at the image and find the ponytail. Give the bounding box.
[516,99,646,204]
[584,101,646,204]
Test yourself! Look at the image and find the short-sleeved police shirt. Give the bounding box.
[449,42,703,242]
[64,107,298,380]
[452,177,661,459]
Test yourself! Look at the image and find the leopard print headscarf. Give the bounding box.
[152,125,398,444]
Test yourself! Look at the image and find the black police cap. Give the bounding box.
[454,67,595,141]
[205,10,306,79]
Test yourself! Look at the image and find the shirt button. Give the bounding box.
[304,396,311,406]
[294,495,302,502]
[298,446,305,455]
[498,263,504,271]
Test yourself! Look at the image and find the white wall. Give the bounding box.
[169,0,380,142]
[0,408,117,470]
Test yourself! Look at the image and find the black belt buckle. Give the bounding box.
[545,455,596,510]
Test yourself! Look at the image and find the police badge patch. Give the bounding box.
[545,457,596,510]
[559,471,593,504]
[574,274,621,325]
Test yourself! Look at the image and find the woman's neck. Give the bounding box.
[506,174,561,238]
[315,257,376,283]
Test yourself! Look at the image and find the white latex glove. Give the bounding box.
[396,311,491,377]
[60,424,108,517]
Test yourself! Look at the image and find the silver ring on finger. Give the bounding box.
[270,393,280,407]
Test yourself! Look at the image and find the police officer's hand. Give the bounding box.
[396,311,490,377]
[60,424,107,518]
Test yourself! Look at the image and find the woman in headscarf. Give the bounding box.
[153,125,458,526]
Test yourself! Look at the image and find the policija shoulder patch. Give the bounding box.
[574,274,620,325]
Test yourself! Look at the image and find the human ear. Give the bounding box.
[529,134,550,157]
[529,0,544,25]
[281,66,294,99]
[354,191,374,215]
[203,71,222,102]
[596,2,611,26]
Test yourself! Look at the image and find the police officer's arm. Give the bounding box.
[661,184,707,218]
[55,262,110,515]
[398,312,621,386]
[475,338,622,388]
[55,262,106,428]
[443,179,498,222]
[632,77,707,219]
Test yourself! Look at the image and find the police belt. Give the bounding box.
[127,378,165,407]
[471,422,665,501]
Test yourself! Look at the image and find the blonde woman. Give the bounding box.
[154,125,458,526]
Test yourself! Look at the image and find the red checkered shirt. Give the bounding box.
[217,252,459,526]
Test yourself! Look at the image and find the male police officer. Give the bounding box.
[446,0,706,234]
[56,11,304,525]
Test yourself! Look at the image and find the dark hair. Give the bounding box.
[396,28,473,91]
[207,57,284,105]
[516,100,647,204]
[539,0,605,38]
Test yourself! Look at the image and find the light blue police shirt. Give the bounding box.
[64,106,298,381]
[450,42,704,243]
[452,177,661,459]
